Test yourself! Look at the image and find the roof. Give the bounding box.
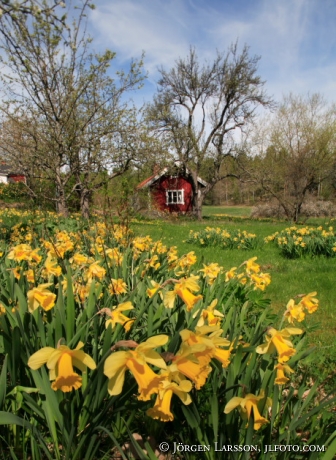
[0,164,12,175]
[0,163,25,176]
[137,166,207,190]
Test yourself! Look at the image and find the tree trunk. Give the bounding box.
[80,188,91,219]
[55,182,68,217]
[195,191,204,220]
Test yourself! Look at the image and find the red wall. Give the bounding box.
[151,176,193,213]
[8,175,26,183]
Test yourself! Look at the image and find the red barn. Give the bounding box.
[0,163,26,184]
[137,164,207,214]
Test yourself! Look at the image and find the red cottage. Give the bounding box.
[137,165,207,214]
[0,163,26,184]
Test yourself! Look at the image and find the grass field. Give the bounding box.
[132,206,336,377]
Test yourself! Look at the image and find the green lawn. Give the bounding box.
[202,205,252,217]
[132,206,336,375]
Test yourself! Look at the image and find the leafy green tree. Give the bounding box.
[0,0,145,217]
[245,93,336,222]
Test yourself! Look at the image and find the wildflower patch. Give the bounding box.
[186,226,259,250]
[265,225,336,258]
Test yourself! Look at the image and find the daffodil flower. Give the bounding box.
[169,342,212,389]
[104,302,134,332]
[180,326,232,368]
[194,299,224,327]
[198,263,222,285]
[104,335,168,397]
[43,255,62,278]
[87,261,106,282]
[225,267,237,282]
[163,276,203,311]
[284,300,305,323]
[146,379,192,422]
[274,363,294,385]
[299,292,318,314]
[256,327,302,363]
[109,278,127,295]
[146,280,162,298]
[27,283,57,312]
[7,244,32,262]
[224,390,270,430]
[28,342,96,392]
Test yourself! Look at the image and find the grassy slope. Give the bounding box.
[132,206,336,367]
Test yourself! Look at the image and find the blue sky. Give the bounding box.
[87,0,336,107]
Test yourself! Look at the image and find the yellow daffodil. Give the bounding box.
[109,278,127,295]
[244,257,260,274]
[146,379,192,422]
[104,302,134,332]
[70,253,90,266]
[28,341,96,392]
[224,390,270,430]
[87,261,106,282]
[274,363,294,385]
[74,282,91,302]
[180,326,232,368]
[104,335,168,397]
[24,269,35,283]
[250,272,271,291]
[0,303,6,316]
[43,255,62,278]
[12,266,22,280]
[225,267,237,282]
[27,283,57,312]
[199,263,222,285]
[299,292,318,314]
[30,248,42,264]
[175,252,197,274]
[174,286,203,311]
[105,248,123,265]
[169,343,212,389]
[284,299,305,323]
[7,244,32,262]
[147,280,162,298]
[167,246,178,266]
[256,327,302,363]
[195,299,224,327]
[163,276,203,311]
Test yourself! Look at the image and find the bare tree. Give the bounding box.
[245,93,336,222]
[0,0,145,217]
[146,43,272,219]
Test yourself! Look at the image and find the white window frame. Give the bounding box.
[166,189,184,205]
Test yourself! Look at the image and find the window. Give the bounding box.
[166,189,184,205]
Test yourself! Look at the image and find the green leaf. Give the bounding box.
[66,268,75,341]
[0,355,8,409]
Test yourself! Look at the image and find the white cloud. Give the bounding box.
[88,0,336,104]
